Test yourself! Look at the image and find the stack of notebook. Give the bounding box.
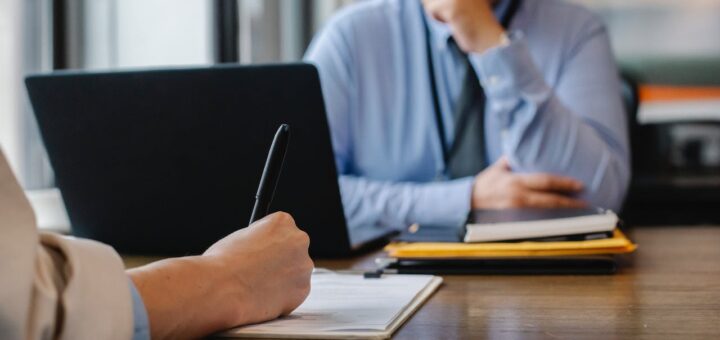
[383,208,637,274]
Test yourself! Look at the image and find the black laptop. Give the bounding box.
[25,64,392,257]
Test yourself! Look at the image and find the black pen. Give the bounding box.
[248,124,290,225]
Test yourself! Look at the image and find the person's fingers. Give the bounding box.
[495,156,511,170]
[251,211,299,237]
[281,258,314,315]
[422,0,449,22]
[517,173,584,192]
[267,211,297,226]
[520,191,588,209]
[295,228,311,251]
[422,0,444,10]
[483,156,510,172]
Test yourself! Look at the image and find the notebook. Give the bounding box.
[218,272,443,339]
[464,208,618,242]
[384,229,637,275]
[387,229,636,258]
[384,256,620,275]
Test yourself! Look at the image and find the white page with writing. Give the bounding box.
[223,273,435,335]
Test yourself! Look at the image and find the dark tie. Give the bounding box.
[446,39,487,179]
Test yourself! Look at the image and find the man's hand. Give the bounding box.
[422,0,505,54]
[128,212,313,340]
[204,212,313,325]
[472,158,587,209]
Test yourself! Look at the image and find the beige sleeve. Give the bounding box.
[33,233,135,340]
[0,149,134,340]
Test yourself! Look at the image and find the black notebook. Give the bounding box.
[385,256,618,275]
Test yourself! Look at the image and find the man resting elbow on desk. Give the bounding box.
[304,0,630,230]
[0,148,313,340]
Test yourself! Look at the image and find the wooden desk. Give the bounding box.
[124,226,720,339]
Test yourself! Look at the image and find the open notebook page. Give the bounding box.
[220,273,438,337]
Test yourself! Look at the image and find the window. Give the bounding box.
[2,0,355,230]
[0,0,22,175]
[235,0,355,63]
[572,0,720,85]
[83,0,213,69]
[3,0,356,190]
[1,0,53,189]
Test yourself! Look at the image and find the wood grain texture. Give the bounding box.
[124,226,720,339]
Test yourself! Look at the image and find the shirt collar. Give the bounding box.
[424,0,512,51]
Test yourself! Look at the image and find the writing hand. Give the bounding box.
[129,212,313,339]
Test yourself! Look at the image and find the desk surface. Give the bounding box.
[124,226,720,339]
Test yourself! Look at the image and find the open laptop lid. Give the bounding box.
[26,64,390,257]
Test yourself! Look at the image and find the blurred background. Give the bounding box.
[1,0,719,228]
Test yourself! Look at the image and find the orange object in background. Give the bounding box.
[640,85,720,102]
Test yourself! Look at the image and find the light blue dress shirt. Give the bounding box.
[304,0,630,230]
[129,280,151,340]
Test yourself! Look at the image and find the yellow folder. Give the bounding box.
[385,229,637,259]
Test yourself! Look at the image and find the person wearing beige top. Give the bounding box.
[0,148,314,340]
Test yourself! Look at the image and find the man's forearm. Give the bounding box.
[128,214,313,339]
[340,175,475,229]
[127,256,241,339]
[471,37,630,209]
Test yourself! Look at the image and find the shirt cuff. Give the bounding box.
[129,279,151,340]
[411,177,475,228]
[470,32,550,123]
